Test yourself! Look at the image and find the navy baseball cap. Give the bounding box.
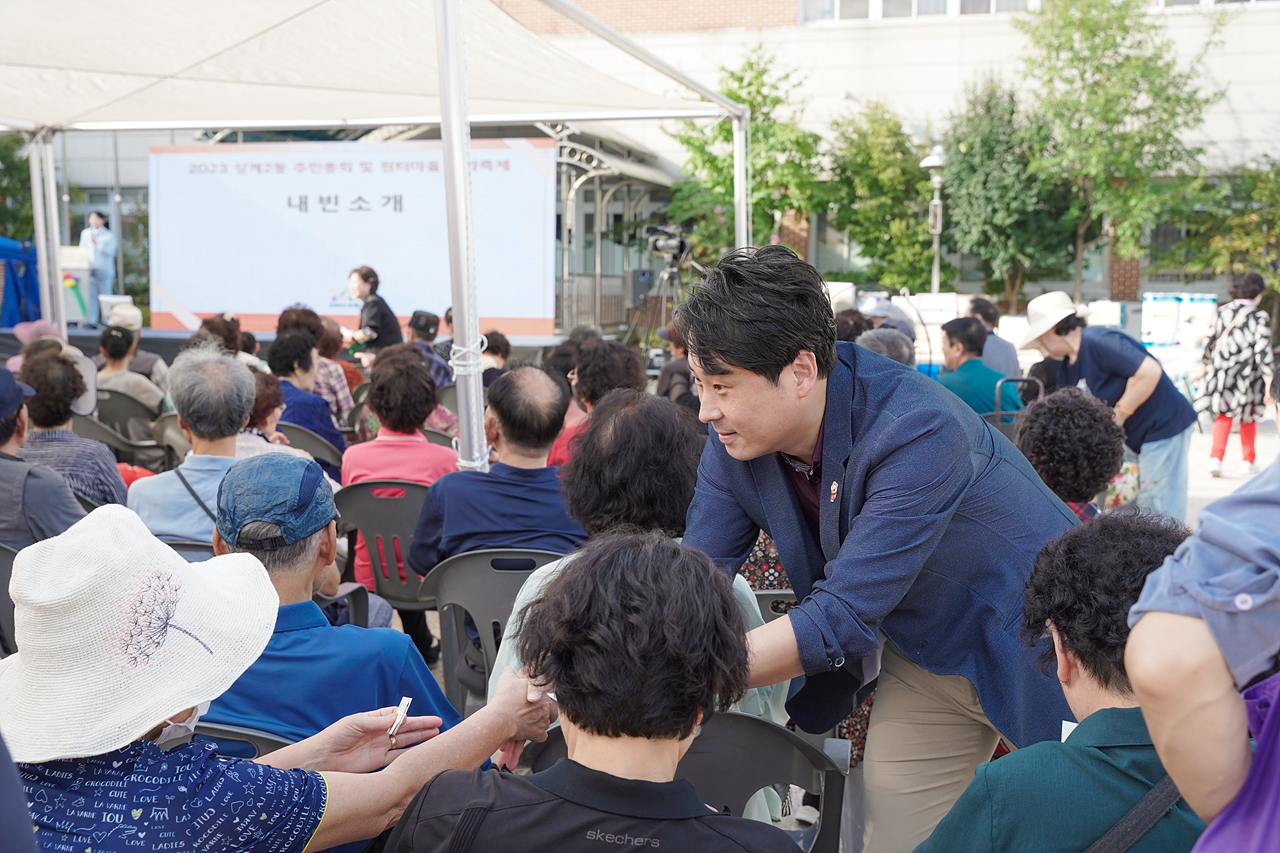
[216,455,337,550]
[0,369,35,419]
[408,310,439,337]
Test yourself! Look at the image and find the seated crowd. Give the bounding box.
[3,251,1278,853]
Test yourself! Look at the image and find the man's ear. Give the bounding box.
[318,521,339,566]
[211,528,230,557]
[792,350,820,399]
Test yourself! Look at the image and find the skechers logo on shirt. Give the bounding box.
[586,829,660,847]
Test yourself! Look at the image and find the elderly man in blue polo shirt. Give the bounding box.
[678,246,1077,853]
[204,454,463,853]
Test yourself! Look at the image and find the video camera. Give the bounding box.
[645,224,690,267]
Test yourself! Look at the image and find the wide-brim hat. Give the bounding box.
[0,505,277,764]
[1019,291,1083,349]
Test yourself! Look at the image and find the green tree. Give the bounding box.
[1015,0,1224,301]
[1172,159,1280,288]
[0,135,34,242]
[666,46,822,264]
[942,78,1077,313]
[825,101,949,292]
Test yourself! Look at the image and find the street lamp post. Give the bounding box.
[920,144,946,295]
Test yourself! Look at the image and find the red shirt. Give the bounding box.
[341,429,458,589]
[546,419,588,469]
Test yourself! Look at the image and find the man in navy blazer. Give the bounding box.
[677,246,1078,853]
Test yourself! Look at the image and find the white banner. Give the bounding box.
[149,139,558,335]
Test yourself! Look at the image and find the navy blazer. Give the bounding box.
[684,343,1077,744]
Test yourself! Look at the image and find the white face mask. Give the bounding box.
[156,701,210,747]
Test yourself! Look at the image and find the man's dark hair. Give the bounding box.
[969,297,1000,328]
[249,370,284,430]
[368,357,437,434]
[99,326,134,361]
[20,354,85,428]
[1229,271,1267,301]
[941,316,986,356]
[483,331,512,360]
[1023,513,1190,694]
[1014,388,1125,503]
[444,306,453,327]
[1053,314,1088,336]
[674,245,837,383]
[200,313,242,355]
[278,305,325,341]
[543,341,577,383]
[350,266,379,294]
[573,339,646,408]
[487,366,569,454]
[835,309,874,342]
[562,390,705,536]
[516,530,748,740]
[0,408,21,445]
[239,331,258,355]
[268,331,316,378]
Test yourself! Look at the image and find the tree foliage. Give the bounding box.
[0,135,34,242]
[942,77,1077,313]
[1015,0,1223,301]
[1171,159,1280,289]
[666,46,822,265]
[825,101,949,292]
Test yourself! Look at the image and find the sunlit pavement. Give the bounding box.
[1187,419,1278,528]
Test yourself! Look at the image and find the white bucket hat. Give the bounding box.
[0,505,277,764]
[1019,291,1084,349]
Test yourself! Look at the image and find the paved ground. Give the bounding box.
[1187,418,1277,527]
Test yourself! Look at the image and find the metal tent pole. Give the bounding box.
[533,0,751,248]
[435,0,487,473]
[26,133,53,328]
[41,138,66,336]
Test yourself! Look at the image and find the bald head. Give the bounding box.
[486,366,570,454]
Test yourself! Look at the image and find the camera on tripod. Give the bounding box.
[645,224,690,268]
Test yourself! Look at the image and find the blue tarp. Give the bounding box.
[0,236,39,326]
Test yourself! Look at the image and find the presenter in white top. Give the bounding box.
[78,211,118,325]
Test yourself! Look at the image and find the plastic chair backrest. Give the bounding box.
[192,722,292,758]
[532,711,846,853]
[71,414,155,454]
[332,481,431,608]
[437,382,458,415]
[151,412,191,471]
[418,549,563,699]
[0,543,16,656]
[420,427,453,448]
[164,540,216,562]
[95,389,159,435]
[754,589,797,624]
[352,382,371,407]
[984,376,1046,441]
[313,583,370,628]
[276,423,343,468]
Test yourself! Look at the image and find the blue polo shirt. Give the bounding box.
[1057,327,1196,453]
[406,464,587,575]
[279,379,347,480]
[939,359,1023,417]
[206,602,461,747]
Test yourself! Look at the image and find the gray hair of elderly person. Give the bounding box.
[856,327,916,367]
[223,521,323,576]
[168,342,256,440]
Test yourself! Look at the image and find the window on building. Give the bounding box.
[995,0,1028,9]
[918,0,948,13]
[961,0,992,12]
[882,0,913,16]
[841,0,871,16]
[804,0,869,18]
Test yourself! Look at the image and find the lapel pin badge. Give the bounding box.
[830,481,839,502]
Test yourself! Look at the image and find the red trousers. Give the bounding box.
[1211,414,1256,463]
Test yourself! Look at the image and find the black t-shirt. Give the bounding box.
[359,293,404,350]
[385,760,801,853]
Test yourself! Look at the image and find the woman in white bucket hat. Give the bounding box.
[1021,292,1197,521]
[1,505,556,853]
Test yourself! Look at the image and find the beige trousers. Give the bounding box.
[861,641,1004,853]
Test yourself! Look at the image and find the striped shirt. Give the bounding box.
[18,428,127,506]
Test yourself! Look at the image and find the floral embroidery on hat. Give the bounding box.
[115,572,211,671]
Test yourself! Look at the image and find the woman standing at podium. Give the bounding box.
[342,265,403,366]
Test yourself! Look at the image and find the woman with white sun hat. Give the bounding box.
[1021,291,1197,521]
[0,505,556,853]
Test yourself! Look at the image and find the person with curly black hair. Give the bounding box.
[918,513,1205,853]
[1014,387,1125,523]
[546,339,646,467]
[387,531,799,853]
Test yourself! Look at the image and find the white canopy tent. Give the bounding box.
[0,0,750,471]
